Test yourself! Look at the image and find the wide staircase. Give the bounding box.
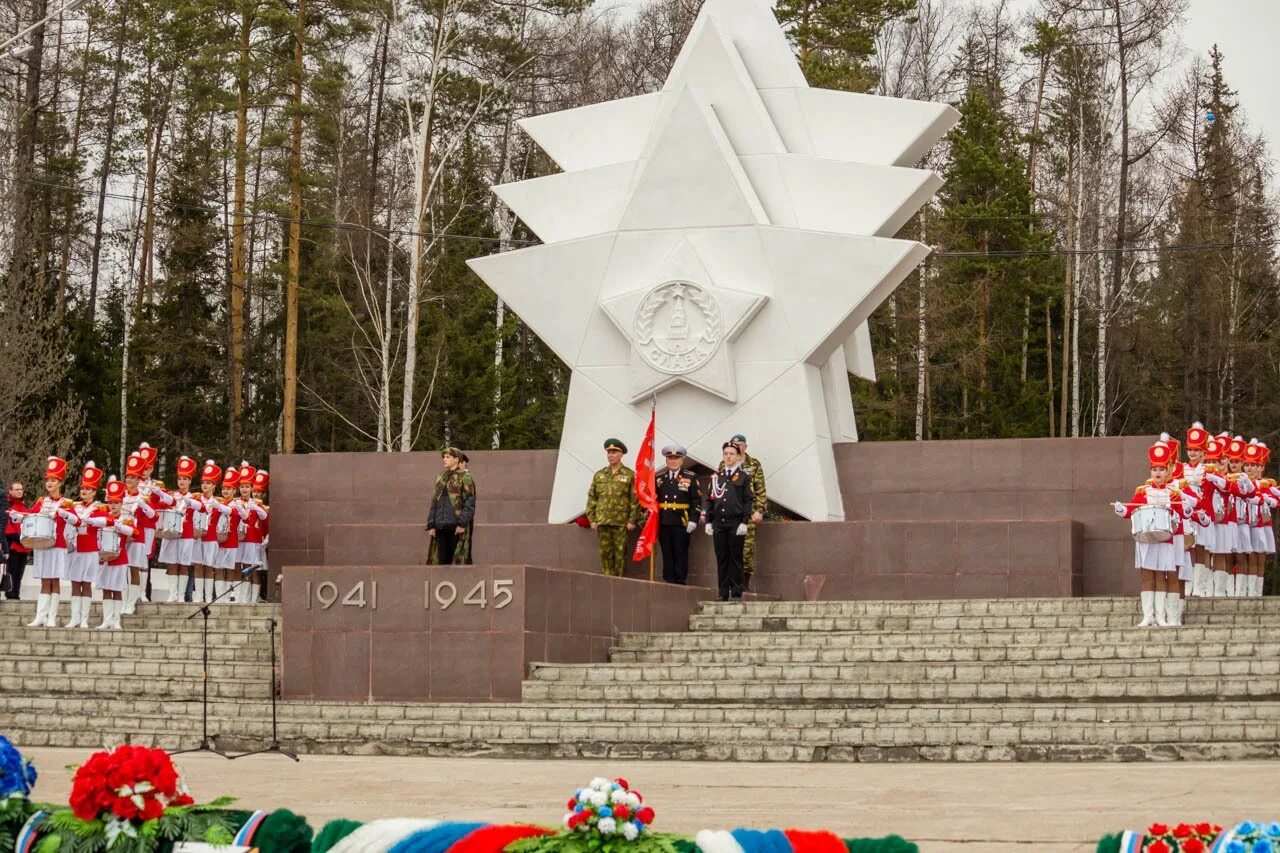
[3,597,1280,761]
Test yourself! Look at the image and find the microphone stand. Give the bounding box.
[229,615,298,761]
[169,582,236,758]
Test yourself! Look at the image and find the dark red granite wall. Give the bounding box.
[270,437,1149,599]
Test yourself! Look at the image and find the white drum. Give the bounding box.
[1131,505,1177,544]
[99,528,122,561]
[193,511,210,537]
[20,514,56,550]
[158,508,185,540]
[215,513,230,543]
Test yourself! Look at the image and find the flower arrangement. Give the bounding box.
[30,744,241,852]
[563,777,655,842]
[1140,823,1223,853]
[1214,821,1280,853]
[0,737,39,852]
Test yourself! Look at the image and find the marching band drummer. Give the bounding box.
[67,463,110,629]
[158,456,202,602]
[1209,436,1255,596]
[96,477,137,630]
[136,442,175,603]
[250,470,270,603]
[121,453,156,615]
[1160,432,1194,607]
[214,466,250,603]
[1243,441,1271,597]
[193,461,223,603]
[236,462,268,604]
[10,456,80,628]
[1114,441,1205,627]
[1181,424,1213,598]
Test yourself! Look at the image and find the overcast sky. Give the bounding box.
[1182,0,1279,157]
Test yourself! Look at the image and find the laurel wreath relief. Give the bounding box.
[634,282,722,351]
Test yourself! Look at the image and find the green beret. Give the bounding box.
[604,438,627,453]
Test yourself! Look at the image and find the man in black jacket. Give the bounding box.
[701,441,758,602]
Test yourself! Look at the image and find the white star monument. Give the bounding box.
[467,0,957,523]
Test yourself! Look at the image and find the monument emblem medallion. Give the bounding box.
[633,281,722,375]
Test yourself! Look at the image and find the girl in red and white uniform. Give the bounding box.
[193,461,223,603]
[1159,432,1195,604]
[214,467,249,603]
[158,456,202,602]
[235,462,268,604]
[251,470,270,604]
[1242,441,1273,597]
[67,463,110,629]
[121,453,156,615]
[96,478,138,630]
[1217,437,1254,596]
[1114,442,1203,627]
[1205,436,1253,596]
[11,456,80,628]
[136,442,175,603]
[1180,424,1214,597]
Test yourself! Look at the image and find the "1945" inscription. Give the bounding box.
[303,579,515,611]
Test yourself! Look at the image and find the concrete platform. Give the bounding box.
[18,748,1279,852]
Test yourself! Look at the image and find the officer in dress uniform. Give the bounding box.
[586,438,640,576]
[703,441,758,602]
[721,434,766,589]
[655,444,702,585]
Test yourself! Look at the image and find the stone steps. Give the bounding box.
[519,676,1280,703]
[688,612,1278,631]
[0,654,271,681]
[617,625,1279,648]
[609,641,1280,664]
[695,598,1280,616]
[5,694,1280,761]
[0,670,272,700]
[5,596,1280,762]
[529,658,1280,683]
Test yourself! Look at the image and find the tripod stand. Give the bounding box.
[169,582,236,758]
[230,616,298,761]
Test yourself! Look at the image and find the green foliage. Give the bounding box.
[774,0,918,92]
[1093,833,1121,853]
[844,837,919,853]
[313,818,363,853]
[506,829,679,853]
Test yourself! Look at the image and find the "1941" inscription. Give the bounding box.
[303,579,515,611]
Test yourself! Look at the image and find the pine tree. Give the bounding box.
[774,0,918,92]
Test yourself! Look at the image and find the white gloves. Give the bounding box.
[735,523,748,536]
[704,524,714,537]
[1113,502,1126,516]
[686,521,697,534]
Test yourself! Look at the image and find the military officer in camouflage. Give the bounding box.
[724,434,766,587]
[586,438,641,576]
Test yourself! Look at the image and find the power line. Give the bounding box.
[7,173,1280,261]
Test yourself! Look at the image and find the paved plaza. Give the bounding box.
[21,748,1280,852]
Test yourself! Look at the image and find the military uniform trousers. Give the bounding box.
[712,528,746,600]
[659,524,692,584]
[597,525,629,576]
[743,522,758,578]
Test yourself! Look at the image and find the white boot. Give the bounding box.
[123,584,139,615]
[1138,591,1156,627]
[1154,591,1170,627]
[65,597,82,629]
[1225,573,1237,597]
[43,592,60,627]
[96,598,112,629]
[1165,592,1182,626]
[1213,569,1229,597]
[27,593,49,628]
[167,576,180,602]
[213,579,226,603]
[1190,564,1204,597]
[250,577,262,604]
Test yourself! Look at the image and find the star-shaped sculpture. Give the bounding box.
[468,0,957,522]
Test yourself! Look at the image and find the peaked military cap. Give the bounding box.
[604,438,627,453]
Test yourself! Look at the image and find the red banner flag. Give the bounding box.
[632,408,659,562]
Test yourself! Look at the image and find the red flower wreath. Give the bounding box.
[69,745,194,823]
